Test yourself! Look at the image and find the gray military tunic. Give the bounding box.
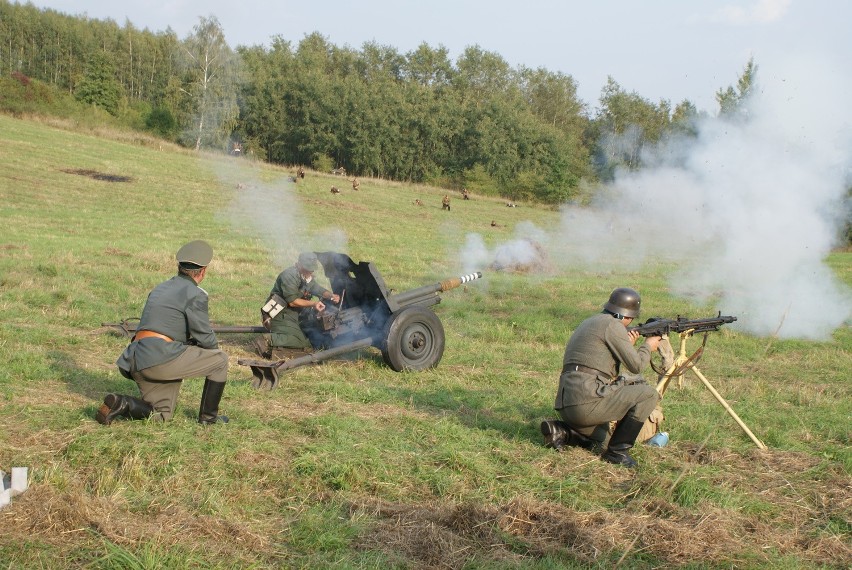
[267,265,330,348]
[555,313,659,437]
[118,274,219,372]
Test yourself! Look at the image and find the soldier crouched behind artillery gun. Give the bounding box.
[241,251,482,389]
[255,252,340,360]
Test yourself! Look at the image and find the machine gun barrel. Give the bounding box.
[387,271,482,310]
[629,313,737,337]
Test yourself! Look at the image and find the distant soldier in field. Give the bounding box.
[330,186,341,194]
[414,199,424,206]
[540,288,661,468]
[297,166,305,179]
[442,195,451,211]
[462,188,470,200]
[352,177,360,191]
[98,240,230,426]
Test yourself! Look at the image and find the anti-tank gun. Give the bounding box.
[239,251,482,389]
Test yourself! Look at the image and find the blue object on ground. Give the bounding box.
[647,432,670,447]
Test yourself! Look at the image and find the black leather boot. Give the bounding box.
[601,416,645,468]
[541,419,569,451]
[198,379,229,425]
[96,394,153,425]
[253,335,275,359]
[540,420,602,452]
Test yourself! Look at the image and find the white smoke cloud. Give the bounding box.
[461,221,550,274]
[217,162,347,267]
[461,52,852,340]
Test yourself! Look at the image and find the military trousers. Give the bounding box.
[269,309,313,349]
[557,383,659,442]
[132,346,228,421]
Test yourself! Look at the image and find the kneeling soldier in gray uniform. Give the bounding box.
[96,240,230,425]
[541,287,660,468]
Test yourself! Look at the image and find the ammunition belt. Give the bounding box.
[134,330,174,342]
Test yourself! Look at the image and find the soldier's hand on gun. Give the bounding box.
[627,330,641,345]
[329,293,340,304]
[643,335,661,352]
[315,300,326,313]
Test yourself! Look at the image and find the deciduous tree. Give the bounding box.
[178,16,239,151]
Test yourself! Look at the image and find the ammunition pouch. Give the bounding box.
[261,293,287,331]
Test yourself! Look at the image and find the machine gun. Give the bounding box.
[239,251,482,389]
[629,313,737,337]
[632,312,765,449]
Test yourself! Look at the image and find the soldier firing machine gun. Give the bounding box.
[628,312,765,449]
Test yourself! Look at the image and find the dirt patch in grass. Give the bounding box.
[61,168,133,183]
[303,198,370,211]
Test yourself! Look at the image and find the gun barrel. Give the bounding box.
[390,271,482,307]
[103,320,266,337]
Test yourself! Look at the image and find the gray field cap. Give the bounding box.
[176,240,213,267]
[297,251,319,271]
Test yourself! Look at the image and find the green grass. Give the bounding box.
[0,113,850,569]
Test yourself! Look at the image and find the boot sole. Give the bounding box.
[540,420,566,451]
[95,394,121,425]
[95,403,112,425]
[601,452,638,468]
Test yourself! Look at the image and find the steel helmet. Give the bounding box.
[603,287,641,318]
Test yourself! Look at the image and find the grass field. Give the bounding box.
[0,113,850,569]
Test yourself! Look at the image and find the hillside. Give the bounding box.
[0,114,849,568]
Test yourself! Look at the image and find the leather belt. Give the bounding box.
[562,363,610,378]
[134,330,174,342]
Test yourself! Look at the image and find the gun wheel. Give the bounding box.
[381,307,445,372]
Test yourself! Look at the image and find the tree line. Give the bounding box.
[3,1,749,204]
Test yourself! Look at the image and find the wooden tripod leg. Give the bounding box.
[691,365,767,450]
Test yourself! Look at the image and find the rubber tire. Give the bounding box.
[381,307,445,372]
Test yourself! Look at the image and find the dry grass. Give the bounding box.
[350,446,851,568]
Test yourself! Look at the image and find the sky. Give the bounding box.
[21,0,852,114]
